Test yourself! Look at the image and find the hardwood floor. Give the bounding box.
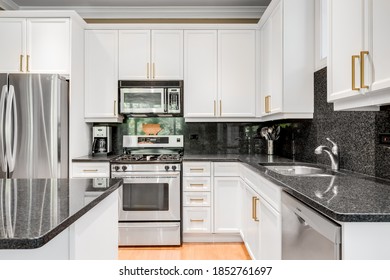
[118,242,251,260]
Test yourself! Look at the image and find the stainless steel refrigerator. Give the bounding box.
[0,74,68,179]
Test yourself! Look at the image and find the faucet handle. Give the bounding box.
[326,138,338,155]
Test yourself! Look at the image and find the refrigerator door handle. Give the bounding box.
[0,85,8,172]
[5,85,17,173]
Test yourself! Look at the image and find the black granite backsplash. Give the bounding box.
[108,67,390,179]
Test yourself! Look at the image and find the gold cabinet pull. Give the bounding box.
[360,51,369,89]
[26,55,30,72]
[190,198,204,202]
[83,169,98,172]
[219,100,222,116]
[147,63,150,79]
[214,100,216,116]
[252,197,259,222]
[190,219,204,222]
[190,183,204,187]
[352,55,360,91]
[114,100,117,116]
[265,95,271,113]
[190,168,204,172]
[152,63,155,79]
[19,55,23,72]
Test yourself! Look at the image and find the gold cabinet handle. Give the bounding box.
[190,168,204,172]
[19,55,23,72]
[189,183,204,187]
[26,55,30,72]
[147,63,150,79]
[360,51,369,89]
[190,219,204,222]
[190,198,204,202]
[152,62,155,79]
[214,100,216,116]
[83,169,98,172]
[352,55,360,91]
[114,100,117,116]
[265,95,271,113]
[219,100,222,116]
[252,196,259,222]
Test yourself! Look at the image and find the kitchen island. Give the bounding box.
[0,178,122,260]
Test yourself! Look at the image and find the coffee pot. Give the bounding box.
[92,126,112,156]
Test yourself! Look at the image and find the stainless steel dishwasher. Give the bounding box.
[282,192,341,260]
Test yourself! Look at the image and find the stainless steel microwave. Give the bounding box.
[119,80,183,116]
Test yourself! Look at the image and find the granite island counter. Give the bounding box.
[0,178,122,260]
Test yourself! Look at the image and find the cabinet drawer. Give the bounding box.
[183,162,211,176]
[183,192,211,207]
[183,207,211,233]
[214,162,240,176]
[183,177,211,191]
[72,162,110,178]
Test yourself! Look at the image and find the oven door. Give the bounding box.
[120,88,166,114]
[118,172,180,221]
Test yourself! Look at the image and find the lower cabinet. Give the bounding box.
[71,162,110,178]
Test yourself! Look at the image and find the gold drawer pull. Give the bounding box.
[190,219,204,222]
[190,168,204,172]
[19,54,23,72]
[189,183,204,187]
[190,198,204,202]
[252,197,259,222]
[360,51,369,89]
[352,55,360,91]
[26,55,30,72]
[83,169,98,172]
[265,95,271,113]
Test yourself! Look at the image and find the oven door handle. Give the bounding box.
[119,224,180,228]
[114,171,180,178]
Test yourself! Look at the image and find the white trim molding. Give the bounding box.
[10,5,267,19]
[315,0,328,71]
[0,0,19,10]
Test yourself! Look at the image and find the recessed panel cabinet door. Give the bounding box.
[27,18,70,74]
[328,0,365,101]
[0,18,25,73]
[218,30,256,117]
[184,30,218,118]
[118,30,151,80]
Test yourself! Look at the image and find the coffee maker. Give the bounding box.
[92,126,112,156]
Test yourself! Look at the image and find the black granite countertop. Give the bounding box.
[0,178,122,249]
[72,154,120,162]
[183,154,390,223]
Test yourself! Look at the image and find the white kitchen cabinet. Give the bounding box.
[0,18,70,74]
[118,30,183,80]
[328,0,390,110]
[184,29,256,120]
[259,0,314,121]
[213,177,241,233]
[84,30,123,123]
[182,161,211,177]
[72,162,110,178]
[183,207,211,233]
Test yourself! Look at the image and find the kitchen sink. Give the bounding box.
[259,163,332,177]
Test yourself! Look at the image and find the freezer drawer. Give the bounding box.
[282,192,341,260]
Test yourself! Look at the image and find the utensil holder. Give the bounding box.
[267,140,274,155]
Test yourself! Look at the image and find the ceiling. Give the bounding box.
[0,0,271,21]
[8,0,271,7]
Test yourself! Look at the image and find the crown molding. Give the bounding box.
[17,6,267,19]
[0,0,19,10]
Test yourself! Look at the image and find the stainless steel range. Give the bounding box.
[111,135,183,246]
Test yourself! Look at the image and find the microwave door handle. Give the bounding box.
[164,89,168,113]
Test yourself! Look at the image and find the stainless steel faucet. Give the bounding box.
[314,138,339,171]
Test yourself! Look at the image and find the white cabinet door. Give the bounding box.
[26,18,70,74]
[328,0,365,101]
[0,18,25,73]
[259,196,281,260]
[370,0,390,92]
[213,177,241,233]
[85,30,121,122]
[218,30,256,117]
[118,30,150,80]
[151,30,183,80]
[260,19,271,115]
[184,30,218,118]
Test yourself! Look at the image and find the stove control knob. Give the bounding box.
[172,165,177,171]
[114,166,120,171]
[165,165,170,171]
[122,165,127,171]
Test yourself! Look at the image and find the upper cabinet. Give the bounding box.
[119,30,183,80]
[0,18,70,74]
[328,0,390,110]
[85,30,123,123]
[184,29,256,120]
[259,0,314,121]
